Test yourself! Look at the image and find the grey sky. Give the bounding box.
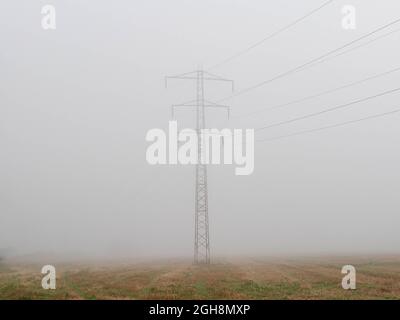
[1,0,399,260]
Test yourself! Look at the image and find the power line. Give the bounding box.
[256,86,400,131]
[208,0,335,70]
[305,26,400,70]
[218,16,400,102]
[234,65,400,119]
[258,108,400,142]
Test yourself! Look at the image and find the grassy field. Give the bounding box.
[1,256,400,299]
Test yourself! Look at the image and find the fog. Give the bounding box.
[1,0,399,261]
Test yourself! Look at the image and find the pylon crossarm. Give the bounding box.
[165,70,234,91]
[203,72,234,91]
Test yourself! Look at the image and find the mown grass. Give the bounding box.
[1,257,400,300]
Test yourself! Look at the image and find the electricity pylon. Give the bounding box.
[166,69,234,264]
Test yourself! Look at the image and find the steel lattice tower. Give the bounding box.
[195,70,209,264]
[166,69,233,264]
